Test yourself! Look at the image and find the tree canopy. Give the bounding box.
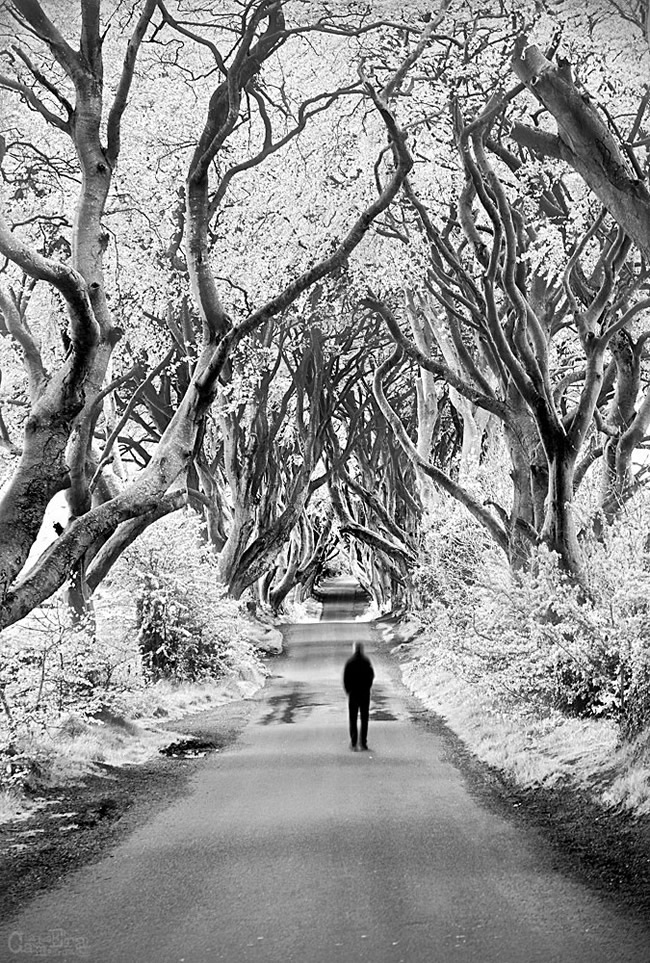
[1,0,650,624]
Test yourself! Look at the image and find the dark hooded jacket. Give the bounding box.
[343,648,374,695]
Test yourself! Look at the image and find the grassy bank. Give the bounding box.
[0,513,292,823]
[388,624,650,819]
[0,659,269,825]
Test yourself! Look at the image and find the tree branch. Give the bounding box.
[365,296,508,421]
[509,122,566,160]
[106,0,157,167]
[373,347,509,554]
[85,489,188,591]
[89,348,176,493]
[9,0,83,83]
[0,70,70,132]
[512,38,650,259]
[0,285,47,398]
[0,211,98,352]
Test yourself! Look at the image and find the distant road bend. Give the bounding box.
[2,577,649,963]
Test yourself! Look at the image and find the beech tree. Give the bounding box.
[365,8,650,584]
[375,160,649,584]
[4,0,650,621]
[216,323,331,599]
[319,326,422,607]
[509,37,650,529]
[0,0,449,628]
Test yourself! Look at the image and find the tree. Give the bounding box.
[0,0,448,629]
[369,19,650,582]
[217,323,330,599]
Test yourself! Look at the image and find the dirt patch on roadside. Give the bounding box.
[0,699,254,924]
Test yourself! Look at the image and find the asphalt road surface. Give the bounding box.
[2,579,650,963]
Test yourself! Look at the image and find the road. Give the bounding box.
[2,579,649,963]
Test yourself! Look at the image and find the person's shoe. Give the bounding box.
[360,744,369,751]
[350,742,357,751]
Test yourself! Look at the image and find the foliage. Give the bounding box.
[0,606,136,731]
[117,510,260,683]
[412,499,650,730]
[583,507,650,736]
[0,602,139,789]
[413,505,496,613]
[2,0,650,764]
[0,509,265,791]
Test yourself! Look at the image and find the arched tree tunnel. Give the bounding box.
[3,0,650,628]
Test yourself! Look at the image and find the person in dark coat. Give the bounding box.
[343,641,375,750]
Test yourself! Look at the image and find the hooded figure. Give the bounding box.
[343,642,375,750]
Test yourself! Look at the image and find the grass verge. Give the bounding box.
[0,663,267,825]
[388,624,650,818]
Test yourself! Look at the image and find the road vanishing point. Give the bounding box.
[2,579,649,963]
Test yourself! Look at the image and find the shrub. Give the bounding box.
[412,506,496,615]
[622,645,650,740]
[0,605,134,735]
[116,510,260,683]
[0,509,265,793]
[412,504,650,731]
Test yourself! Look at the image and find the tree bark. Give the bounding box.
[268,529,301,612]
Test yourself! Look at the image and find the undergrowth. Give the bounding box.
[0,511,268,803]
[404,500,650,815]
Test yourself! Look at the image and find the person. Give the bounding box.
[343,641,374,751]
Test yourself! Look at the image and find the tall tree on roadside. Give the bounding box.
[373,97,648,582]
[0,0,446,629]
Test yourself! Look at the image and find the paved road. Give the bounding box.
[2,582,650,963]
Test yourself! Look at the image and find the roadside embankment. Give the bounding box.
[385,619,650,816]
[0,615,285,921]
[0,615,283,826]
[380,618,650,914]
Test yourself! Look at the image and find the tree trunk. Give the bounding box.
[0,411,72,601]
[512,42,650,260]
[541,446,583,579]
[228,483,312,600]
[452,389,491,485]
[415,371,441,512]
[269,532,301,612]
[195,461,228,551]
[0,336,225,629]
[502,388,547,570]
[599,331,639,525]
[218,506,256,586]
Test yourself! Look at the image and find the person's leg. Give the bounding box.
[359,690,370,748]
[348,695,359,748]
